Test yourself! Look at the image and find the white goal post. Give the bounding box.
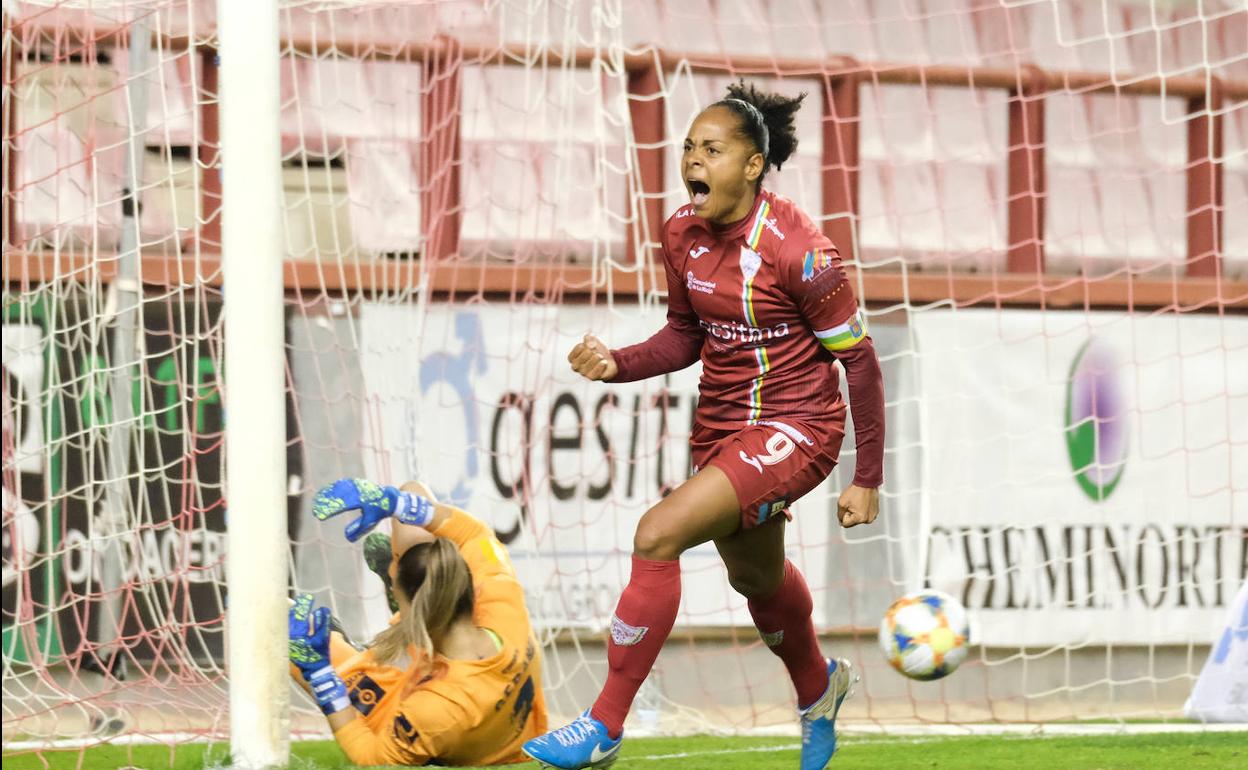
[219,0,289,766]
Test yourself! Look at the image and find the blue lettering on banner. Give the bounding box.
[419,312,487,504]
[1212,598,1248,665]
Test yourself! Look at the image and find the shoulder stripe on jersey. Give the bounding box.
[746,199,771,251]
[815,309,869,351]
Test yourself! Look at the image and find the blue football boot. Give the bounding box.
[798,657,856,769]
[522,709,622,769]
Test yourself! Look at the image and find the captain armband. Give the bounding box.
[814,309,868,352]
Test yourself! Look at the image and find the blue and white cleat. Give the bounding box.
[522,709,622,769]
[798,657,856,770]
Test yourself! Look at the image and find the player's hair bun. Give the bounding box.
[714,80,806,178]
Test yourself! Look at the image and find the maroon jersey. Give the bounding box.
[611,189,885,488]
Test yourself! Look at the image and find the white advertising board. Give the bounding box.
[358,302,837,629]
[914,310,1248,645]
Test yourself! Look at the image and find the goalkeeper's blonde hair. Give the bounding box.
[370,538,474,671]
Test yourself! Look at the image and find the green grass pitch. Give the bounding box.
[3,733,1243,770]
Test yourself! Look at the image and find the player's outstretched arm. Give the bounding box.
[832,337,884,528]
[312,478,436,542]
[289,593,435,765]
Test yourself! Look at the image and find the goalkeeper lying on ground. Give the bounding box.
[288,478,548,765]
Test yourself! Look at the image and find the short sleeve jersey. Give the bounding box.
[661,189,868,431]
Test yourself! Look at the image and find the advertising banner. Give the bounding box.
[3,299,59,664]
[358,302,842,629]
[914,310,1248,646]
[1,291,299,667]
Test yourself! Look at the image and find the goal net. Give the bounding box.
[3,0,1246,758]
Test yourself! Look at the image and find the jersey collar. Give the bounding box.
[710,189,770,246]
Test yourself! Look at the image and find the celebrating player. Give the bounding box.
[289,479,547,766]
[523,81,885,770]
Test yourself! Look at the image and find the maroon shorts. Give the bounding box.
[692,417,845,530]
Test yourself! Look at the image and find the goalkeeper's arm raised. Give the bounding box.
[301,478,547,765]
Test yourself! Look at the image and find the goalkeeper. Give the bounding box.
[288,479,547,766]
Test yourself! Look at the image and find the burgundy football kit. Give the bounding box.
[610,189,885,524]
[589,189,886,737]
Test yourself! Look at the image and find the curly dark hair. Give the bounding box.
[711,80,806,184]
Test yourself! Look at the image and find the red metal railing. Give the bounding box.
[4,22,1246,312]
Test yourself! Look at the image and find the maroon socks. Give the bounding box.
[747,559,828,708]
[590,555,681,738]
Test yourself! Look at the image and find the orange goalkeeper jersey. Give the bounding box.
[326,508,547,766]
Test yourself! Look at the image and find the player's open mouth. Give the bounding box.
[688,179,710,208]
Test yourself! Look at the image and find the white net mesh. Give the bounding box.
[3,0,1246,757]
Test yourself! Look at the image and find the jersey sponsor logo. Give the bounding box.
[698,319,789,345]
[393,712,420,744]
[760,629,785,647]
[738,431,797,474]
[801,249,837,282]
[676,207,696,218]
[689,245,710,260]
[686,272,717,295]
[762,216,785,240]
[739,246,762,282]
[610,614,648,646]
[348,674,385,716]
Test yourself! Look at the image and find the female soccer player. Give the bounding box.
[289,478,547,766]
[523,81,884,770]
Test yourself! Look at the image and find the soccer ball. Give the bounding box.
[878,590,970,681]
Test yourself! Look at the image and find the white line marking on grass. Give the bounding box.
[620,744,799,763]
[841,723,1248,737]
[735,722,1248,738]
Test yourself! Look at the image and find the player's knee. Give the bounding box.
[633,518,681,561]
[727,566,782,599]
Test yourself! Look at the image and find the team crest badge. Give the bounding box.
[610,615,649,646]
[740,246,762,282]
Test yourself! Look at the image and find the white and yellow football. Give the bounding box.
[879,590,970,681]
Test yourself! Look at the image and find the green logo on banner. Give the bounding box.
[1064,338,1128,502]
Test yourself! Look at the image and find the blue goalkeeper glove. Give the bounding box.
[288,593,351,716]
[312,478,434,543]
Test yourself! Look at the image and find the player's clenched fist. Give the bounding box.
[568,334,618,382]
[837,484,879,528]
